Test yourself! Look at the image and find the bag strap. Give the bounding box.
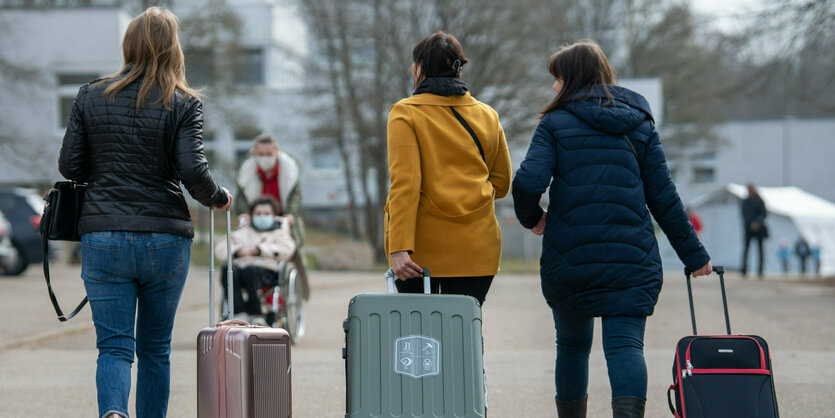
[42,235,87,322]
[622,134,638,159]
[449,107,486,164]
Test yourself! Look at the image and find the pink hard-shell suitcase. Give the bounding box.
[196,210,292,418]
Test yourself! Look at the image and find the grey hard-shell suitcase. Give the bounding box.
[197,209,292,418]
[343,269,487,418]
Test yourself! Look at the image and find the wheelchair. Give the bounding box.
[219,255,305,344]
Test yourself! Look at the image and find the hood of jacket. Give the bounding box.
[562,85,654,135]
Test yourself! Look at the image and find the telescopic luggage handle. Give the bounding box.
[684,265,731,335]
[208,209,234,326]
[385,268,431,294]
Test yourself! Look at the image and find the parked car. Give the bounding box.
[0,187,45,276]
[0,210,14,273]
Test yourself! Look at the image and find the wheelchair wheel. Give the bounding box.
[283,262,305,343]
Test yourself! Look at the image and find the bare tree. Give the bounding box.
[302,0,554,258]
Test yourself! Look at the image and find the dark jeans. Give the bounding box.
[394,275,494,305]
[742,232,764,276]
[220,264,278,316]
[552,312,647,401]
[81,232,191,418]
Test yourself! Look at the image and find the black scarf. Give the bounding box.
[413,77,470,96]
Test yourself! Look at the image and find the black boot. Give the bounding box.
[556,394,587,418]
[611,396,645,418]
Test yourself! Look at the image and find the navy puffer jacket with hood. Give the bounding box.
[512,85,710,317]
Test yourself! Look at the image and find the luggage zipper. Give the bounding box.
[685,360,693,377]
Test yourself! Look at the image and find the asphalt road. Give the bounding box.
[0,262,833,417]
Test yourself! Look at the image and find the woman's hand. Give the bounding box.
[531,211,547,236]
[391,251,422,280]
[214,187,233,211]
[691,261,713,278]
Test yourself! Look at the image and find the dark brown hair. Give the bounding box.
[412,31,469,87]
[540,40,616,118]
[98,7,200,111]
[249,195,282,217]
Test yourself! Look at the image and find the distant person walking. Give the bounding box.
[812,242,822,276]
[795,236,811,274]
[512,40,711,418]
[58,7,232,418]
[741,183,768,277]
[778,238,791,274]
[385,31,512,305]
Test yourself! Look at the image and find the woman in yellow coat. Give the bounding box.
[385,31,512,305]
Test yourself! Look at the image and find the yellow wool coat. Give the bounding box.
[384,92,512,277]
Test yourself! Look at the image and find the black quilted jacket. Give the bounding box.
[58,74,227,238]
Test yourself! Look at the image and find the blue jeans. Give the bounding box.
[552,311,647,401]
[81,232,191,418]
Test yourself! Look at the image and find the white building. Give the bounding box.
[670,118,835,204]
[0,6,130,184]
[0,1,350,211]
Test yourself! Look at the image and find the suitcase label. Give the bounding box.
[394,335,441,378]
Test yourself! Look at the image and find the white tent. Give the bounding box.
[658,184,835,276]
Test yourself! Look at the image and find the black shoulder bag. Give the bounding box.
[39,181,88,321]
[449,107,486,164]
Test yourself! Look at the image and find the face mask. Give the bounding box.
[255,156,276,171]
[252,215,276,231]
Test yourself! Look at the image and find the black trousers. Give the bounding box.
[742,233,764,276]
[220,264,278,315]
[394,275,494,306]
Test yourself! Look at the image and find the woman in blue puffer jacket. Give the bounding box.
[512,40,712,418]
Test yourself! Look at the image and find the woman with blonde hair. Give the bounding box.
[58,7,231,418]
[512,40,712,417]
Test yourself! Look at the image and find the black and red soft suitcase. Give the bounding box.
[668,266,779,418]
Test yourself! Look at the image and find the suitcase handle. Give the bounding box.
[684,265,731,335]
[216,319,248,327]
[385,268,431,294]
[209,209,234,326]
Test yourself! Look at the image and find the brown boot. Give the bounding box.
[556,394,587,418]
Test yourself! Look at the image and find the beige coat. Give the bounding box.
[214,217,296,272]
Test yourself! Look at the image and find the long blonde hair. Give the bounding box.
[100,6,200,110]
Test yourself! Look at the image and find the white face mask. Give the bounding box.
[255,156,276,171]
[252,214,276,230]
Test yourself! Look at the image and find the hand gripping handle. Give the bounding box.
[684,266,730,335]
[385,268,431,294]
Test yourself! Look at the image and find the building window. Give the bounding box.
[234,125,262,142]
[312,142,342,170]
[57,72,99,129]
[59,96,76,129]
[184,48,265,87]
[184,50,214,87]
[691,151,716,163]
[234,49,265,85]
[693,167,715,184]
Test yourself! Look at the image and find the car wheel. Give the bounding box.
[1,241,28,276]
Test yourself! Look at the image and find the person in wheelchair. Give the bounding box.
[215,196,296,325]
